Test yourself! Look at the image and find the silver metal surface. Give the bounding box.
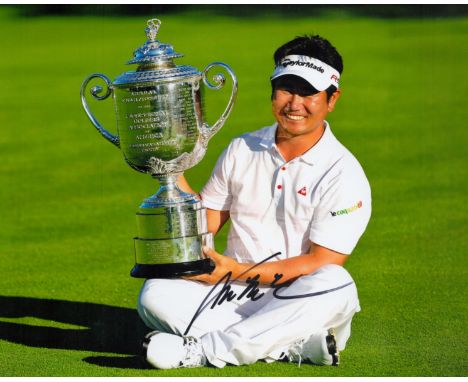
[201,62,238,141]
[81,18,237,176]
[113,66,200,85]
[80,73,120,148]
[81,18,237,275]
[128,18,183,66]
[134,232,213,265]
[136,200,207,238]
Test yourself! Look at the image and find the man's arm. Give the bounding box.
[206,208,230,235]
[187,242,347,286]
[177,175,230,235]
[177,174,197,195]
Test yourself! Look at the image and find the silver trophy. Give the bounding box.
[80,18,237,278]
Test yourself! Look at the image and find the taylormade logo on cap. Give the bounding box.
[271,55,340,91]
[281,57,325,74]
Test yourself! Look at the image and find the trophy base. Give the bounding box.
[130,258,215,279]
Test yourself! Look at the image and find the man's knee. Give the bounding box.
[137,281,176,330]
[309,263,353,284]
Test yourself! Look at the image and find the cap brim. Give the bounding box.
[271,68,330,92]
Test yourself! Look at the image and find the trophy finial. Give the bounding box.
[145,19,161,42]
[127,17,182,66]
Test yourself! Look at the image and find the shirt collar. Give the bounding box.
[259,121,339,165]
[299,121,338,165]
[258,123,277,150]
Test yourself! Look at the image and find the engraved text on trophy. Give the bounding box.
[114,82,202,171]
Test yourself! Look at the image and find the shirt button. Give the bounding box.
[281,166,286,171]
[277,185,282,190]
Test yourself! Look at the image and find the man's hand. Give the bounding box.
[184,246,242,285]
[185,242,348,286]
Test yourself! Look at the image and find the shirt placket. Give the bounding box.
[271,147,286,203]
[274,160,298,212]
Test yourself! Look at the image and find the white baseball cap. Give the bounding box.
[271,55,340,91]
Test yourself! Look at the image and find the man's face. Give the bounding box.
[272,86,340,139]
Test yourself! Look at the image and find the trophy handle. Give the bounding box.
[201,62,238,140]
[80,73,120,148]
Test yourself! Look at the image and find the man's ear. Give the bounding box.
[328,89,341,112]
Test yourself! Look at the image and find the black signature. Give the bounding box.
[183,253,354,335]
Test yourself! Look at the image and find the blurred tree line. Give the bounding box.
[5,4,468,19]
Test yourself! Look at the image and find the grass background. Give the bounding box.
[0,5,467,377]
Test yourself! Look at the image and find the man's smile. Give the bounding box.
[285,113,306,121]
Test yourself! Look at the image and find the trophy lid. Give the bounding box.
[127,19,182,66]
[113,18,200,85]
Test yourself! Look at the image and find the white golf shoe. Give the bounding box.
[284,328,339,366]
[143,331,207,369]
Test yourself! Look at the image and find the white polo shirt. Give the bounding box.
[200,122,371,263]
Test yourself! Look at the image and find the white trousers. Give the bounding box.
[137,264,360,368]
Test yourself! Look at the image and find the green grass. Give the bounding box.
[0,8,467,377]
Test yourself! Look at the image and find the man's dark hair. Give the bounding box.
[272,35,343,100]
